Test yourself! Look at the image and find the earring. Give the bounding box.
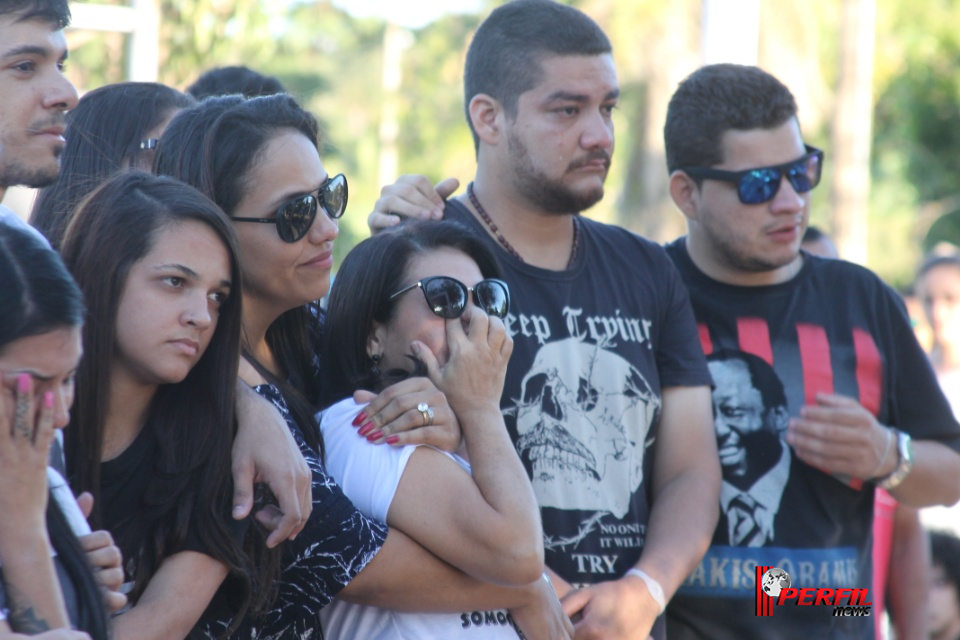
[370,353,381,376]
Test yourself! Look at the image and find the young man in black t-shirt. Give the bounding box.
[662,63,960,640]
[368,3,721,638]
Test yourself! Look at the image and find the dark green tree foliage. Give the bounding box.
[875,39,960,205]
[872,0,960,258]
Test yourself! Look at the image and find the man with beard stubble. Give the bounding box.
[0,0,76,237]
[663,63,960,640]
[368,2,720,638]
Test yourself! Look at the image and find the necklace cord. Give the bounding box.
[467,182,579,268]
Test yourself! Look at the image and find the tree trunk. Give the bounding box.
[830,0,875,264]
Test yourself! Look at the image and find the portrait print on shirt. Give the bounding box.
[707,349,790,548]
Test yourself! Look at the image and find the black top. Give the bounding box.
[445,202,712,640]
[665,238,960,640]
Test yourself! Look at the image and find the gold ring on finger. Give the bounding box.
[417,402,434,427]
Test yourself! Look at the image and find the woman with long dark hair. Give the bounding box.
[155,94,571,639]
[29,79,315,563]
[0,223,110,640]
[60,171,278,639]
[30,82,196,249]
[318,219,554,638]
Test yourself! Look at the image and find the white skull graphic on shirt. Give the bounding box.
[512,337,660,519]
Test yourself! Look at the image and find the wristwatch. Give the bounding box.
[877,430,913,491]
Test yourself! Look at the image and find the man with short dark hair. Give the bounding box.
[663,63,960,639]
[0,2,84,633]
[370,2,721,638]
[0,0,76,232]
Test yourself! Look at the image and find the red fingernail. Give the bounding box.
[386,435,399,445]
[17,373,30,393]
[366,429,383,442]
[358,422,375,437]
[352,411,367,427]
[43,392,54,409]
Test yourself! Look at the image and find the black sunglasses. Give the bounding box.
[389,276,510,319]
[680,145,824,205]
[232,173,348,243]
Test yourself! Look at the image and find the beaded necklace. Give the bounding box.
[467,182,579,268]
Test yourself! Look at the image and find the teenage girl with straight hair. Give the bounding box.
[60,171,278,639]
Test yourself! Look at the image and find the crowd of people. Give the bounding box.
[2,0,960,639]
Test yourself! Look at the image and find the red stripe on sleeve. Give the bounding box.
[698,323,713,356]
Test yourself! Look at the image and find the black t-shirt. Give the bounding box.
[101,422,246,565]
[99,421,247,636]
[665,238,960,640]
[98,382,388,639]
[446,202,711,640]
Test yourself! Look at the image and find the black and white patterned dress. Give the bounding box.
[212,383,388,639]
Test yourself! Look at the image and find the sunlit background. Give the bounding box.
[4,0,958,290]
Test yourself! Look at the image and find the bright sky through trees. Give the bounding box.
[331,0,484,28]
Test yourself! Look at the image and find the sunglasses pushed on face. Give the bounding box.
[233,173,348,242]
[389,276,510,320]
[680,145,824,205]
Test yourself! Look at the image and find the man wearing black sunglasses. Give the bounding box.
[369,2,721,639]
[663,64,960,640]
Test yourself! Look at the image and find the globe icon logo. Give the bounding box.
[761,567,791,597]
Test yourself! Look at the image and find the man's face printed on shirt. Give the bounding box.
[708,355,788,487]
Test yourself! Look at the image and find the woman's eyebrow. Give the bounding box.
[152,263,198,278]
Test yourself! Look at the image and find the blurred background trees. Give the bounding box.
[53,0,960,288]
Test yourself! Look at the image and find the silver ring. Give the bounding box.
[14,395,31,438]
[417,402,435,427]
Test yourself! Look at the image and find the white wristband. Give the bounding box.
[626,568,666,615]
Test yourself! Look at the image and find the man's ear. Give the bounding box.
[668,170,702,222]
[468,93,503,146]
[366,322,386,360]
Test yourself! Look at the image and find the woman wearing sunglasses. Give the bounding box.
[317,219,565,639]
[155,95,570,639]
[28,83,313,554]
